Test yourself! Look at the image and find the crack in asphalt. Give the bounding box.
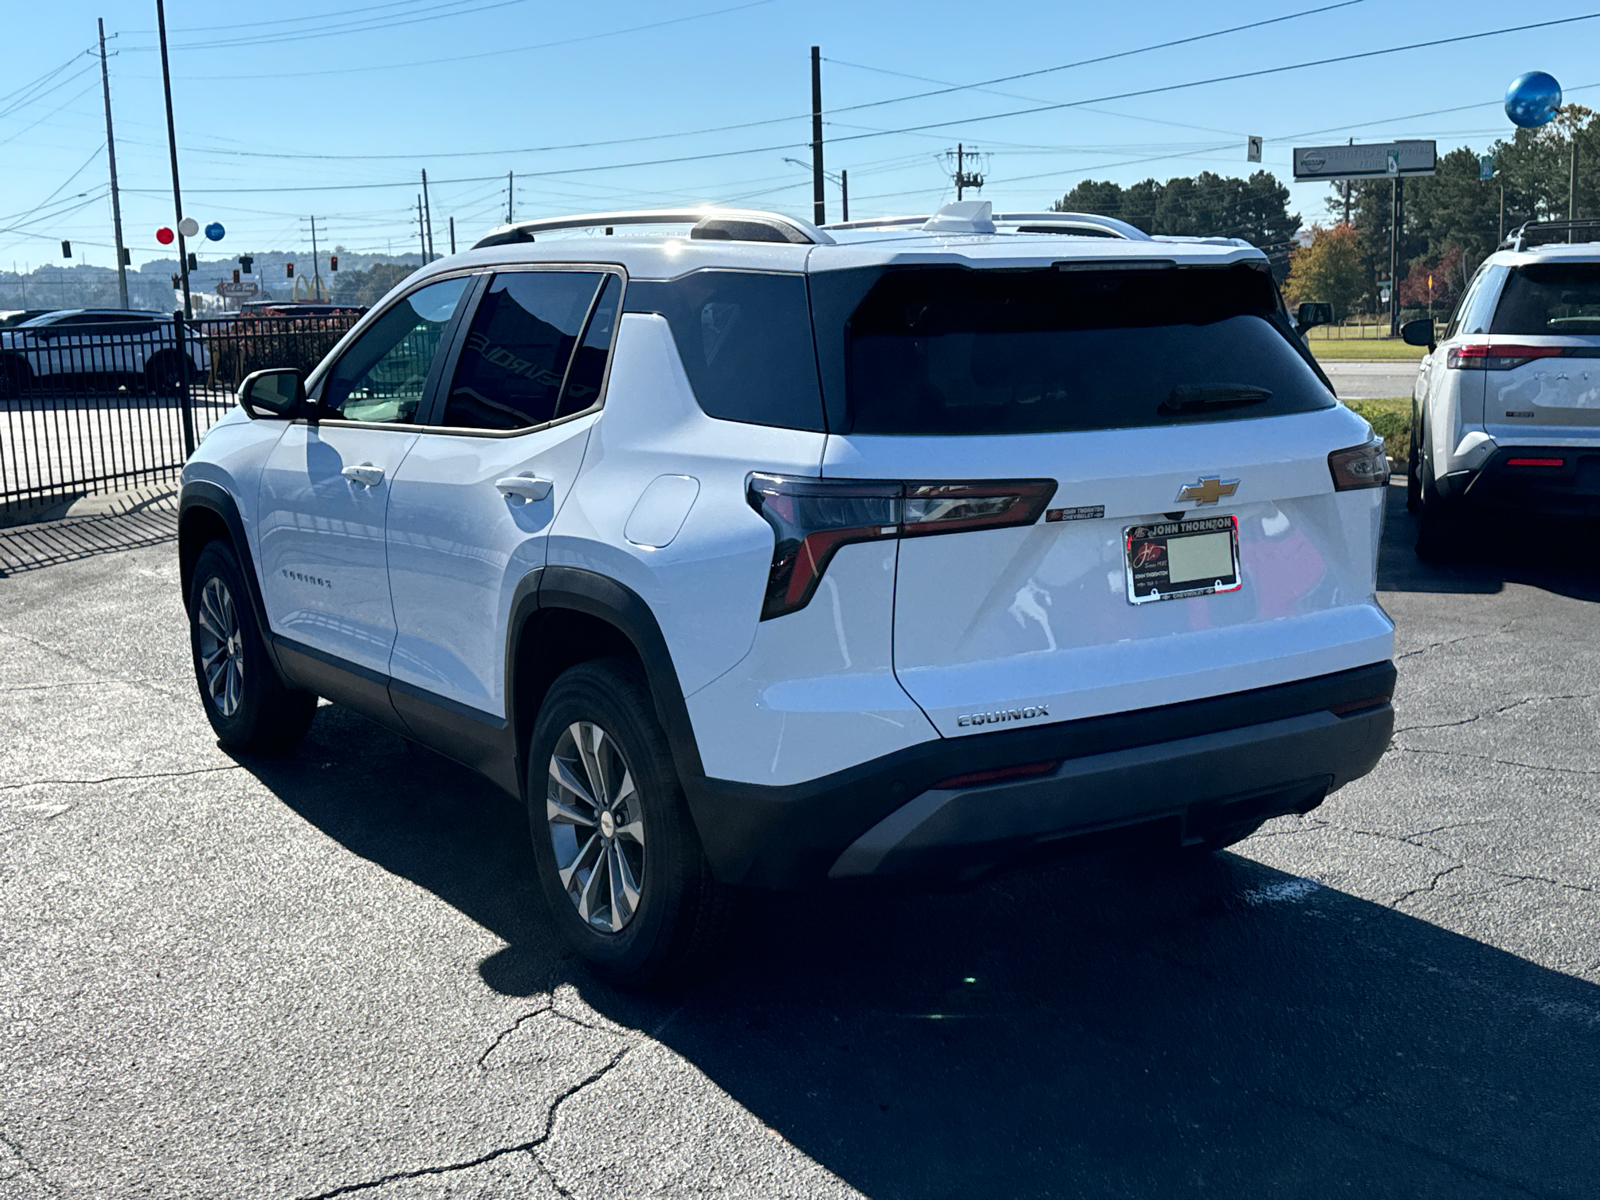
[1393,863,1467,907]
[0,1130,58,1197]
[1,631,184,702]
[1394,628,1503,662]
[0,763,243,792]
[1394,692,1597,735]
[1388,744,1600,778]
[295,1043,634,1200]
[475,1000,554,1070]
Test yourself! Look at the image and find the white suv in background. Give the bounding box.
[179,202,1396,985]
[1405,221,1600,555]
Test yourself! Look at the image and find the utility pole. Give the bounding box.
[417,194,426,263]
[841,168,848,223]
[1570,140,1577,242]
[1389,177,1403,339]
[448,216,456,256]
[1499,182,1505,244]
[810,46,825,226]
[507,170,514,224]
[154,0,192,317]
[947,144,984,200]
[421,169,436,261]
[308,215,322,300]
[97,18,128,310]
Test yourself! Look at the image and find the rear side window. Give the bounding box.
[624,270,824,431]
[1491,263,1600,335]
[442,270,605,430]
[559,274,622,414]
[839,265,1334,435]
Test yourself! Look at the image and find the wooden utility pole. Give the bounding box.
[417,195,426,262]
[154,0,191,317]
[421,169,435,261]
[97,18,128,309]
[810,46,825,226]
[507,171,514,224]
[448,216,456,256]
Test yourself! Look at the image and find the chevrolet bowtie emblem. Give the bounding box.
[1176,476,1240,505]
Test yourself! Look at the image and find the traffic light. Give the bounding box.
[119,248,130,266]
[329,254,338,272]
[239,254,253,274]
[61,240,71,258]
[232,268,241,284]
[170,273,181,290]
[186,252,197,272]
[286,262,295,278]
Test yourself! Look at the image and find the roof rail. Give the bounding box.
[1500,219,1600,251]
[824,210,1152,241]
[472,207,835,249]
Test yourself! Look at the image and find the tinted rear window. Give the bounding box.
[839,265,1333,435]
[1491,263,1600,335]
[624,270,824,431]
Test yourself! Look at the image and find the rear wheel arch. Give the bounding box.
[507,567,705,800]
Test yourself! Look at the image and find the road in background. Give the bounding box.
[1323,359,1421,399]
[1,481,1597,1199]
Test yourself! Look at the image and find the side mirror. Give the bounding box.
[238,368,306,419]
[1400,318,1436,351]
[1296,301,1334,334]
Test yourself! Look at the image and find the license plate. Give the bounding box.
[1124,515,1242,605]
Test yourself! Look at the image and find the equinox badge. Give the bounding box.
[1176,476,1239,506]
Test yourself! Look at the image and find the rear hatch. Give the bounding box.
[1480,260,1600,434]
[816,259,1393,737]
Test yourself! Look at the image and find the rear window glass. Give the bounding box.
[1491,263,1600,335]
[841,265,1333,435]
[624,271,824,431]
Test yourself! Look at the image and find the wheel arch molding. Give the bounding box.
[178,481,287,680]
[509,566,707,803]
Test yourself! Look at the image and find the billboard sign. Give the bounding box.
[217,280,260,298]
[1293,140,1436,181]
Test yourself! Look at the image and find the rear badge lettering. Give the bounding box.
[957,705,1050,727]
[1046,505,1104,523]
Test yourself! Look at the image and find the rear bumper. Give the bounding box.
[1441,446,1600,517]
[684,661,1396,888]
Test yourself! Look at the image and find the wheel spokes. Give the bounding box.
[546,717,645,935]
[548,755,600,815]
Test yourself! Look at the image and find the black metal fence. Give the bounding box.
[0,310,360,521]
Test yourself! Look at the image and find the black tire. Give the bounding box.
[0,354,31,397]
[527,659,735,989]
[1405,406,1422,513]
[1414,443,1466,561]
[188,541,317,753]
[143,351,186,396]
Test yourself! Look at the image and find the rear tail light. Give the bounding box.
[1447,343,1568,370]
[747,474,1055,620]
[1507,457,1564,467]
[1328,439,1390,491]
[932,759,1063,790]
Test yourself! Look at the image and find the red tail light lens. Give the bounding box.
[1328,439,1390,491]
[1447,344,1568,370]
[1507,457,1564,467]
[746,474,1055,620]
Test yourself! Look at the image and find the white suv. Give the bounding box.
[179,202,1396,985]
[1405,221,1600,555]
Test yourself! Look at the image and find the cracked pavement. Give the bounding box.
[2,479,1598,1199]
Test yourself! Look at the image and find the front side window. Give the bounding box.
[441,271,606,430]
[321,276,468,423]
[1491,262,1600,334]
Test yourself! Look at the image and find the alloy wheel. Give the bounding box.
[546,721,645,934]
[195,576,244,718]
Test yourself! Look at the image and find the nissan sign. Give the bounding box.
[1293,140,1436,181]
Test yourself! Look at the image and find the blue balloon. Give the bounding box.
[1506,71,1562,128]
[204,221,225,242]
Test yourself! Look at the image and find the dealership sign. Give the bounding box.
[216,281,260,298]
[1293,140,1437,181]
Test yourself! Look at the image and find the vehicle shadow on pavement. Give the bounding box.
[243,706,1600,1198]
[1379,478,1600,601]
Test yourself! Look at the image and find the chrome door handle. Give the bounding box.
[495,475,553,502]
[342,463,385,487]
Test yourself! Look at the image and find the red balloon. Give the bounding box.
[156,226,175,245]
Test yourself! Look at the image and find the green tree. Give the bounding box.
[1285,224,1365,320]
[332,262,417,307]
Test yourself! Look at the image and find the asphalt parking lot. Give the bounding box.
[2,480,1597,1200]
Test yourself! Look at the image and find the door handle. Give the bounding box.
[342,462,385,487]
[495,474,553,502]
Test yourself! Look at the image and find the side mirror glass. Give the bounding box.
[238,368,305,419]
[1400,318,1436,349]
[1296,301,1334,333]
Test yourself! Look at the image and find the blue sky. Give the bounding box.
[2,0,1596,271]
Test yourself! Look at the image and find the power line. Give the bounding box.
[171,0,491,34]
